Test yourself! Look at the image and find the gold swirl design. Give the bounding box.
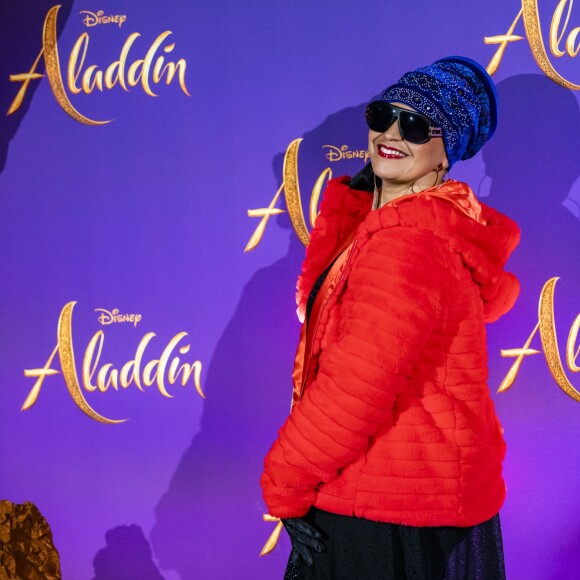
[260,516,283,556]
[43,5,111,125]
[538,278,580,401]
[498,322,541,394]
[283,138,310,246]
[310,168,331,228]
[567,314,580,372]
[522,0,580,90]
[484,8,525,75]
[58,301,126,424]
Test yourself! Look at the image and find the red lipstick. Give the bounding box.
[377,143,408,159]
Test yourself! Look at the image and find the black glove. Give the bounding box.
[282,517,325,567]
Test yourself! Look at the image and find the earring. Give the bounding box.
[372,174,382,210]
[431,162,448,187]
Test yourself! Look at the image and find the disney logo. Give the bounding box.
[95,308,142,327]
[80,10,127,28]
[322,144,369,163]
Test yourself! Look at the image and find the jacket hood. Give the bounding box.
[297,177,520,323]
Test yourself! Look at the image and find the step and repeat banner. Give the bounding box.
[2,1,580,578]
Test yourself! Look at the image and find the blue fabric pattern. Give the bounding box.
[380,56,498,168]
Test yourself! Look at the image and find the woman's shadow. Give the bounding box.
[483,74,580,580]
[483,73,580,397]
[149,104,368,579]
[483,73,580,310]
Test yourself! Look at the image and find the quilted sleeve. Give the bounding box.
[261,226,450,517]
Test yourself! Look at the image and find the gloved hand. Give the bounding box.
[282,517,325,567]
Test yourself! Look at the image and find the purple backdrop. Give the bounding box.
[2,1,580,578]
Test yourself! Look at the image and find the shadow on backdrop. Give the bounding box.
[483,73,580,382]
[150,103,369,579]
[0,2,74,177]
[483,74,580,580]
[483,73,580,307]
[92,524,164,580]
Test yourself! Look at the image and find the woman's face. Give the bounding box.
[368,102,448,189]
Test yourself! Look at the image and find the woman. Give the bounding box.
[261,56,520,579]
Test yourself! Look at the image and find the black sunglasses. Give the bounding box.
[365,101,443,144]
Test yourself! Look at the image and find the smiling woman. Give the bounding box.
[367,101,448,205]
[261,56,520,580]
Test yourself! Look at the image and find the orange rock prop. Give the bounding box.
[0,500,61,579]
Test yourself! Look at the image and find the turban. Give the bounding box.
[380,56,498,167]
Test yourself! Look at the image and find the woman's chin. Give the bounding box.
[371,163,411,183]
[375,173,408,185]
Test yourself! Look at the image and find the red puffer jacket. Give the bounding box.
[261,176,520,527]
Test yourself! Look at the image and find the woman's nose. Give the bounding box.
[383,117,403,140]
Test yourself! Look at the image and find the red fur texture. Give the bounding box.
[262,177,520,526]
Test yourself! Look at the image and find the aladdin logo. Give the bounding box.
[80,10,127,28]
[323,145,370,164]
[500,277,580,402]
[96,308,142,327]
[7,4,189,125]
[245,139,333,250]
[486,0,580,89]
[22,302,205,424]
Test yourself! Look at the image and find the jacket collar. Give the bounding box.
[382,179,486,225]
[297,176,520,324]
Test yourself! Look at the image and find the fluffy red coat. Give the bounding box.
[261,177,520,526]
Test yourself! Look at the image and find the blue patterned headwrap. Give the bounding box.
[380,56,498,168]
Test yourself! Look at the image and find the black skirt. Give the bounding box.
[283,508,506,580]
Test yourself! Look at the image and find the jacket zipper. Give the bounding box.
[299,239,359,401]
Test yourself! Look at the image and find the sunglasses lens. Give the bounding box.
[399,112,431,144]
[365,103,395,133]
[365,102,433,144]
